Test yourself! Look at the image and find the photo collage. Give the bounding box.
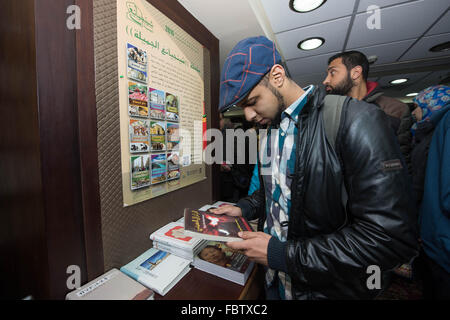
[127,43,181,191]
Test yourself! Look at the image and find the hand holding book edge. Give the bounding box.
[226,232,271,267]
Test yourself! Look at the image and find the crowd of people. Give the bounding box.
[215,36,449,300]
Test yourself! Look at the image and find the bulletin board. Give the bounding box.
[93,0,218,271]
[117,0,207,207]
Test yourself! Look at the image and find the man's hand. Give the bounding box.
[226,232,272,266]
[209,205,242,217]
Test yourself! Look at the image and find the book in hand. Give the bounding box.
[120,248,191,296]
[183,208,253,242]
[65,268,154,300]
[193,241,255,286]
[149,222,207,261]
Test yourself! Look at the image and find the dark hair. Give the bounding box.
[328,51,370,81]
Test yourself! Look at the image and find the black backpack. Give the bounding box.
[322,95,349,206]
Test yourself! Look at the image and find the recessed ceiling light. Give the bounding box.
[298,37,325,51]
[390,78,408,85]
[406,93,418,97]
[290,0,327,13]
[429,41,450,53]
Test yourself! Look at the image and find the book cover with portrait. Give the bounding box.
[193,241,254,286]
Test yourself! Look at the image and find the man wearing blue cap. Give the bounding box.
[211,36,418,299]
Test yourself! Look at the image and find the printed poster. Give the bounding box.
[127,43,148,83]
[118,0,207,206]
[131,155,151,190]
[149,88,166,120]
[150,121,166,151]
[128,82,149,118]
[151,153,167,184]
[166,123,179,150]
[165,93,179,122]
[129,119,150,153]
[167,152,180,181]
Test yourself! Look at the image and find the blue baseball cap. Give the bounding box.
[219,36,282,113]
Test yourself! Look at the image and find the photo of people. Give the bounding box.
[127,43,148,83]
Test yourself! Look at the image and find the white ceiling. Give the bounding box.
[178,0,450,102]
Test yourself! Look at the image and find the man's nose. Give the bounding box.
[243,107,256,122]
[323,75,330,86]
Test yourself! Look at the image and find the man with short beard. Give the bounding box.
[211,36,418,300]
[323,51,408,132]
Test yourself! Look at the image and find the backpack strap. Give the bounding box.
[322,94,348,206]
[322,95,347,150]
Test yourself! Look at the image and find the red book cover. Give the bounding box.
[183,208,253,242]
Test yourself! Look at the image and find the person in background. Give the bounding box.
[323,51,408,133]
[248,163,260,196]
[219,114,254,201]
[211,36,418,300]
[414,85,450,299]
[219,113,238,202]
[410,85,450,205]
[397,102,417,176]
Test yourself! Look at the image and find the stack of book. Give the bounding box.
[120,248,191,296]
[150,221,208,261]
[65,268,155,300]
[193,241,255,286]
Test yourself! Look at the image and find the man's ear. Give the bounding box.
[269,64,286,88]
[351,65,363,81]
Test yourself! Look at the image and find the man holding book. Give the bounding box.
[211,36,418,300]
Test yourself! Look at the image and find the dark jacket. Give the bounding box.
[419,103,450,273]
[397,105,416,176]
[236,86,419,299]
[364,81,408,120]
[410,119,435,205]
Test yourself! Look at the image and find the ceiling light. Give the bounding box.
[290,0,327,13]
[389,78,408,85]
[406,93,418,97]
[298,37,325,51]
[429,41,450,53]
[367,55,378,65]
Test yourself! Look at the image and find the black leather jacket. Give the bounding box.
[236,86,419,299]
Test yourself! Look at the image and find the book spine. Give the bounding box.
[120,267,139,281]
[150,235,192,251]
[153,242,194,261]
[183,230,242,243]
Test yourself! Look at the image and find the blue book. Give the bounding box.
[120,248,191,296]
